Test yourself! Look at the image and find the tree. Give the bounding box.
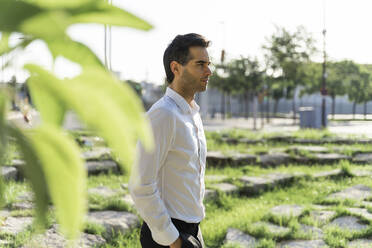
[270,77,286,117]
[228,57,265,129]
[222,58,249,118]
[344,62,368,119]
[0,0,153,241]
[126,79,143,97]
[263,26,317,123]
[242,57,265,129]
[209,63,237,119]
[361,72,372,119]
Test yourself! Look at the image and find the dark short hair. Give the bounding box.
[163,33,210,84]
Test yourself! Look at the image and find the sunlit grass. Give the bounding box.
[3,129,372,247]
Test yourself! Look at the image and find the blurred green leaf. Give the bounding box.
[24,0,95,9]
[1,0,154,241]
[0,93,6,206]
[20,11,70,40]
[0,0,41,32]
[69,67,153,151]
[67,67,154,167]
[70,2,153,30]
[7,125,50,229]
[0,32,10,55]
[27,67,66,126]
[26,124,87,239]
[24,64,153,172]
[0,92,5,135]
[47,38,103,68]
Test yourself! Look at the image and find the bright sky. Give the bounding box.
[2,0,372,85]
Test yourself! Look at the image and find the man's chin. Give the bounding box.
[197,85,207,92]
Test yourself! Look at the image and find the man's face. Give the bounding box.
[179,46,211,94]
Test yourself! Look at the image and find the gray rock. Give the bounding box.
[327,185,372,201]
[328,216,368,231]
[22,224,106,248]
[220,137,239,145]
[224,228,256,248]
[0,216,33,235]
[292,139,323,145]
[16,192,33,202]
[346,208,372,221]
[240,173,297,195]
[288,146,329,153]
[85,160,119,175]
[206,151,256,167]
[298,225,323,239]
[0,210,10,217]
[348,239,372,248]
[265,173,297,185]
[10,159,25,179]
[354,153,372,164]
[87,211,139,237]
[251,222,290,235]
[277,240,328,248]
[309,210,336,225]
[204,189,217,201]
[352,170,372,177]
[78,136,105,147]
[259,153,291,167]
[270,205,304,218]
[10,159,25,168]
[332,146,363,155]
[239,138,263,145]
[210,183,239,194]
[291,156,311,164]
[11,202,34,210]
[120,183,129,190]
[312,169,342,179]
[82,147,111,161]
[231,153,257,165]
[267,135,292,143]
[122,194,134,207]
[206,151,231,167]
[0,240,11,246]
[88,186,120,197]
[311,153,351,164]
[361,201,372,208]
[205,175,228,182]
[240,176,273,194]
[2,166,17,181]
[339,138,372,145]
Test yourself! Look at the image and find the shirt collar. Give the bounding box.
[166,87,200,114]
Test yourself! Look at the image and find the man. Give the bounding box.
[129,33,211,248]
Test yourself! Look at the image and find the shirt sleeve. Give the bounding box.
[129,107,179,246]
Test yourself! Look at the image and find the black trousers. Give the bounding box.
[140,218,204,248]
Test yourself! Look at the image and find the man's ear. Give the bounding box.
[170,61,180,77]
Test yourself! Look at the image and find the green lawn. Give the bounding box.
[2,128,372,247]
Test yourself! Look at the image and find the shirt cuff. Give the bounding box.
[151,222,179,246]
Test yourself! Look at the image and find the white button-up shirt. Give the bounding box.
[129,87,207,246]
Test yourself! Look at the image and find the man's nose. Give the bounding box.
[205,66,212,76]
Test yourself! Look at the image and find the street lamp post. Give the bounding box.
[321,28,327,128]
[321,0,328,128]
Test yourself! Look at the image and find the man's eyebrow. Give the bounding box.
[195,60,211,65]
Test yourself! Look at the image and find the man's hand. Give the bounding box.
[169,236,182,248]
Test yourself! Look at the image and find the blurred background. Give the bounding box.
[4,0,372,134]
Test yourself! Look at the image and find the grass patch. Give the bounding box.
[88,194,132,212]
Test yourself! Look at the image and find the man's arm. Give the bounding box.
[129,107,179,246]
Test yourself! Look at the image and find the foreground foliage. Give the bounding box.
[0,0,153,240]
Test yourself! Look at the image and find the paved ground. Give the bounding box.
[203,117,372,137]
[7,110,372,137]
